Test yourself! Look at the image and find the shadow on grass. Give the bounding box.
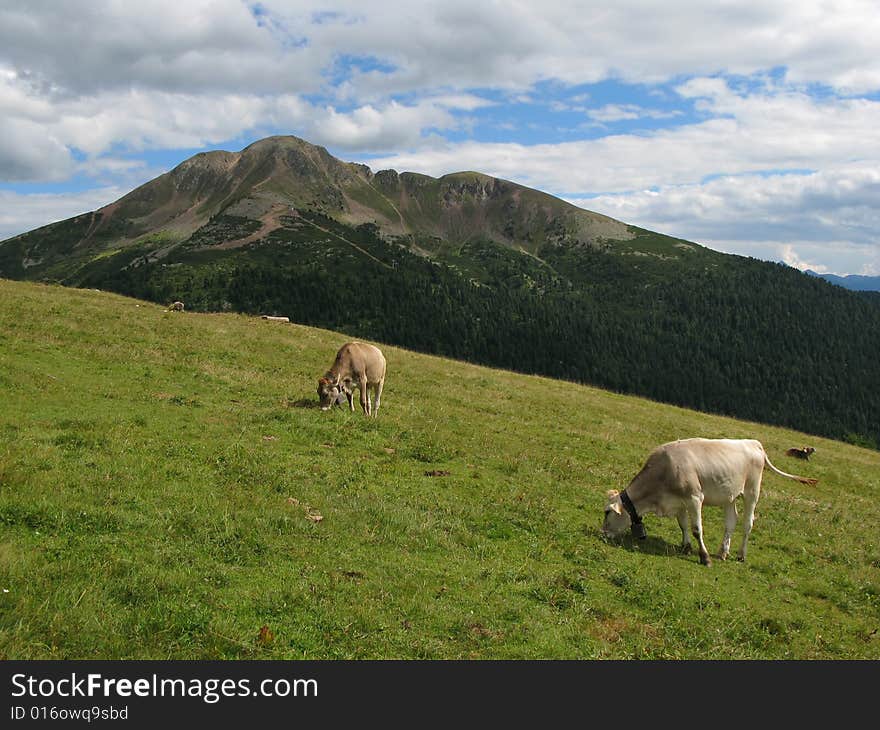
[288,398,319,409]
[287,397,353,411]
[594,528,692,561]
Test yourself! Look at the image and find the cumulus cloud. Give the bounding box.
[569,165,880,276]
[0,116,72,181]
[4,1,880,170]
[0,187,125,241]
[261,0,880,94]
[300,95,492,151]
[586,104,681,123]
[366,82,880,193]
[0,55,489,180]
[0,0,322,96]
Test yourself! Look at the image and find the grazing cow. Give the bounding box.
[785,446,816,460]
[169,301,185,311]
[601,438,818,565]
[317,342,386,417]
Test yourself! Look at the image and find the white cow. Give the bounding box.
[317,342,386,417]
[602,438,817,565]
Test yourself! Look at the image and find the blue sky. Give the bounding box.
[1,0,879,275]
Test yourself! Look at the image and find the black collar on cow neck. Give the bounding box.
[620,490,647,540]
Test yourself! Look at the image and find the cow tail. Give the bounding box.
[764,453,818,485]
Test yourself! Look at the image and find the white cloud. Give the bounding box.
[586,104,681,123]
[365,83,880,193]
[262,0,880,94]
[708,240,879,277]
[4,2,880,174]
[0,116,72,182]
[0,0,323,96]
[0,187,125,241]
[6,1,880,105]
[1,54,490,179]
[778,243,829,273]
[300,95,492,151]
[568,164,880,276]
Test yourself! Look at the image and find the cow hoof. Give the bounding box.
[719,552,729,561]
[736,555,746,562]
[681,544,692,555]
[700,555,712,567]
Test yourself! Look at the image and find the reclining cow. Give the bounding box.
[602,438,818,565]
[317,342,386,417]
[785,446,816,460]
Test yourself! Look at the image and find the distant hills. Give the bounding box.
[1,135,878,448]
[806,270,880,292]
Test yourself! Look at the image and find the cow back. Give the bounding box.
[332,342,386,384]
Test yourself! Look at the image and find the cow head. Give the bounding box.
[602,490,631,538]
[317,377,341,411]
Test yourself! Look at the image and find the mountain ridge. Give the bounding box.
[0,135,648,282]
[805,269,880,292]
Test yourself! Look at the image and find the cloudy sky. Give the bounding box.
[2,0,879,275]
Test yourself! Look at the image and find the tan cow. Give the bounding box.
[317,342,386,417]
[602,438,817,565]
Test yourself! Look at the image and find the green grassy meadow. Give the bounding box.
[0,278,878,659]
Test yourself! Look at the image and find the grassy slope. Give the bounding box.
[0,279,877,659]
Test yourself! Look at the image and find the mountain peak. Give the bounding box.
[1,133,641,274]
[241,134,321,151]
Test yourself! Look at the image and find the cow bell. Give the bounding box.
[631,522,647,540]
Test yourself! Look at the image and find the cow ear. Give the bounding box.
[606,490,622,514]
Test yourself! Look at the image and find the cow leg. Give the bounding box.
[686,495,711,566]
[719,501,738,560]
[738,475,762,562]
[676,510,691,554]
[358,377,370,416]
[373,378,384,417]
[346,387,355,411]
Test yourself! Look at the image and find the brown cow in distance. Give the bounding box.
[785,446,816,460]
